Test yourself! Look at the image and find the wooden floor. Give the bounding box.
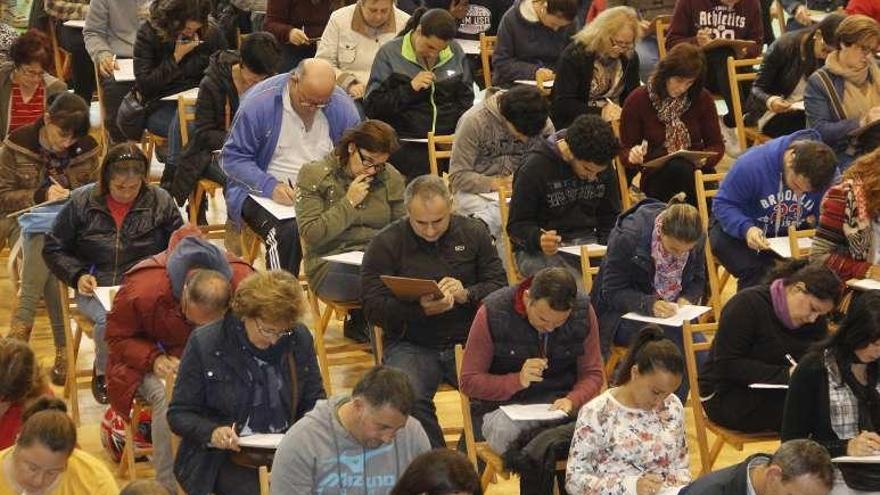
[0,158,776,493]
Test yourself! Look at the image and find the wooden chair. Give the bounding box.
[177,95,225,234]
[613,157,632,210]
[57,280,98,426]
[258,465,270,495]
[118,372,175,481]
[311,299,379,395]
[240,226,263,265]
[479,33,497,88]
[47,21,71,80]
[427,131,454,179]
[682,321,779,474]
[771,0,787,35]
[497,184,524,285]
[695,170,730,321]
[141,131,169,184]
[787,225,815,260]
[92,64,108,155]
[655,15,673,60]
[727,56,771,152]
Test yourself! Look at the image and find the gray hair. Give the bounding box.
[404,174,452,207]
[183,269,232,315]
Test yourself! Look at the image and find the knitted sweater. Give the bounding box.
[810,181,874,281]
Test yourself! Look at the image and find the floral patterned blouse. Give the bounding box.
[565,389,691,495]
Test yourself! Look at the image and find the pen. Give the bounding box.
[785,354,797,367]
[605,97,615,107]
[157,341,167,354]
[88,264,96,276]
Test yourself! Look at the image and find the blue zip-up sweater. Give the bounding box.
[713,129,830,240]
[221,72,361,223]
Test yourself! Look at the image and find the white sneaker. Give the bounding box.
[720,120,743,159]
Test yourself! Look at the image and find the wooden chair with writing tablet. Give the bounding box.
[727,56,771,152]
[695,170,730,322]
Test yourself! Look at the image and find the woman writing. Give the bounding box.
[0,339,50,450]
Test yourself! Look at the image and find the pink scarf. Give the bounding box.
[770,278,797,330]
[651,213,690,302]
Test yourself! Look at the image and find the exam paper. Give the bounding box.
[749,383,789,390]
[237,433,285,449]
[500,404,567,422]
[767,236,812,259]
[321,251,365,267]
[94,286,121,311]
[248,195,296,220]
[558,244,608,257]
[113,59,135,82]
[622,305,711,327]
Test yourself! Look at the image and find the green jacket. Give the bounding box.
[295,153,406,288]
[0,62,67,141]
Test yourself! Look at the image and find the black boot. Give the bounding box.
[343,309,370,344]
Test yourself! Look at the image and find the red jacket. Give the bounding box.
[666,0,763,59]
[105,225,253,417]
[846,0,880,24]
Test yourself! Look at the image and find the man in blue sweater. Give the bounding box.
[221,58,360,274]
[710,129,836,291]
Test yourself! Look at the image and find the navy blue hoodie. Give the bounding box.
[713,129,831,240]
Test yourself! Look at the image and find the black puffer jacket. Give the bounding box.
[170,49,240,204]
[43,183,184,288]
[133,19,227,103]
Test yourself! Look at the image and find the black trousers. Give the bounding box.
[57,22,95,103]
[390,141,448,183]
[709,222,779,291]
[241,195,301,275]
[704,386,787,433]
[98,76,134,144]
[213,457,260,495]
[762,111,807,138]
[642,158,699,207]
[704,47,752,128]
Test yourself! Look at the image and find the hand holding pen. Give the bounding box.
[745,226,770,253]
[77,265,98,296]
[46,176,70,202]
[271,178,297,206]
[210,422,240,451]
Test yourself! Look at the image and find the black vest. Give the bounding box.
[483,285,591,404]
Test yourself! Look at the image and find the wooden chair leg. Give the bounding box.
[480,463,496,491]
[313,303,335,395]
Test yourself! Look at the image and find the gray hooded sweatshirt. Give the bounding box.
[270,395,430,495]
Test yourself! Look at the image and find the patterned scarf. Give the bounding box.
[651,213,690,302]
[842,178,872,261]
[647,75,692,154]
[38,135,72,190]
[589,57,623,101]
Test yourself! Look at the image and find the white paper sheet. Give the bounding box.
[749,383,789,389]
[237,433,285,449]
[478,192,499,201]
[63,19,86,28]
[400,138,429,143]
[248,194,296,220]
[455,38,481,55]
[833,455,880,464]
[161,87,200,101]
[499,404,568,422]
[558,244,607,257]
[514,79,554,88]
[113,59,135,82]
[622,305,712,327]
[767,236,812,258]
[94,286,121,311]
[847,279,880,291]
[789,100,805,111]
[321,251,365,266]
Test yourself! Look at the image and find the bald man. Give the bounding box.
[222,58,361,273]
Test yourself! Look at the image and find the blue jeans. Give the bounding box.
[635,35,660,83]
[145,101,177,138]
[74,292,108,376]
[384,341,458,448]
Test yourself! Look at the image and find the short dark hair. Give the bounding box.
[529,267,577,312]
[335,119,400,165]
[615,325,684,386]
[400,7,457,40]
[17,398,76,456]
[0,338,40,403]
[352,366,415,416]
[99,143,149,196]
[184,269,232,314]
[818,291,880,358]
[565,114,620,165]
[240,32,281,76]
[765,259,841,303]
[149,0,213,43]
[788,140,837,191]
[499,86,549,137]
[546,0,578,21]
[390,449,481,495]
[46,92,91,138]
[772,439,834,488]
[10,29,50,68]
[650,43,706,101]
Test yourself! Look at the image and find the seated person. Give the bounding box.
[0,93,99,384]
[550,6,641,129]
[460,267,604,454]
[679,439,834,495]
[84,0,151,143]
[666,0,763,133]
[170,32,281,224]
[781,0,845,31]
[390,449,480,495]
[744,13,845,139]
[0,29,67,142]
[43,143,184,404]
[805,14,880,169]
[270,366,431,494]
[566,326,691,494]
[812,147,880,283]
[363,8,473,182]
[0,398,118,494]
[700,261,840,434]
[0,339,49,450]
[710,131,836,291]
[506,114,621,279]
[361,175,507,448]
[222,57,360,274]
[423,0,513,41]
[782,291,880,470]
[46,0,94,102]
[619,43,723,205]
[265,0,342,72]
[592,196,705,400]
[295,119,405,342]
[120,480,173,495]
[491,0,577,88]
[449,84,553,244]
[315,0,411,101]
[168,270,326,495]
[585,0,677,83]
[105,226,253,493]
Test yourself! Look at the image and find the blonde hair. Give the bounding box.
[231,271,308,329]
[572,6,642,56]
[836,14,880,49]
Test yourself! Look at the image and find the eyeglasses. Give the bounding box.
[610,37,634,50]
[357,148,387,173]
[253,318,293,340]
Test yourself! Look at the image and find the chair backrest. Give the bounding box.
[427,132,454,178]
[787,224,816,260]
[497,184,524,285]
[258,465,270,495]
[681,320,718,475]
[579,245,605,292]
[772,0,786,35]
[695,170,727,321]
[177,96,198,147]
[479,33,497,88]
[47,21,69,79]
[726,56,763,151]
[613,157,631,210]
[454,344,480,470]
[655,15,673,60]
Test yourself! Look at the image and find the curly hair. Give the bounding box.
[565,114,620,165]
[148,0,213,43]
[843,146,880,219]
[231,270,309,330]
[9,29,50,68]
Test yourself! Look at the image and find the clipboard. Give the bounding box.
[701,38,756,55]
[642,150,717,169]
[380,275,443,301]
